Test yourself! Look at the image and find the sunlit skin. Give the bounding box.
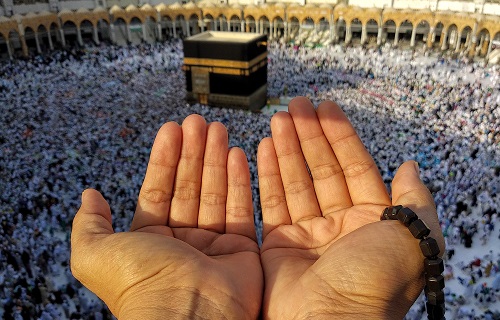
[71,97,444,319]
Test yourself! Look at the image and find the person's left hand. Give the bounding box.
[71,115,263,319]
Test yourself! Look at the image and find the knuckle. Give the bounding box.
[174,181,200,200]
[310,163,344,181]
[140,188,172,204]
[284,180,313,195]
[342,160,375,178]
[261,194,287,209]
[200,192,226,206]
[226,206,253,219]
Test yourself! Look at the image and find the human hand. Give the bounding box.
[257,98,445,319]
[71,115,263,319]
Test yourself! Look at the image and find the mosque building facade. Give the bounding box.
[0,0,499,60]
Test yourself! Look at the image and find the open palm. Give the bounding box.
[71,115,263,319]
[258,98,444,319]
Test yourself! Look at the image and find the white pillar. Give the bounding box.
[260,20,264,34]
[345,24,351,44]
[186,21,190,37]
[157,23,162,41]
[76,26,83,46]
[377,26,382,45]
[213,19,217,31]
[330,21,336,42]
[487,38,493,57]
[455,33,461,51]
[47,29,54,50]
[240,20,244,32]
[441,31,448,50]
[35,32,41,54]
[60,29,66,47]
[6,38,13,59]
[172,20,176,38]
[110,23,116,43]
[142,23,147,41]
[410,26,416,47]
[126,23,132,42]
[93,25,100,44]
[394,26,399,46]
[361,25,367,44]
[270,22,274,38]
[227,20,230,31]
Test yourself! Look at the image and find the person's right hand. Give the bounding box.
[71,115,263,320]
[257,97,444,319]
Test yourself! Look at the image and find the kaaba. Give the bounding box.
[183,32,268,111]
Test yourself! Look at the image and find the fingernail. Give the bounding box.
[413,161,420,175]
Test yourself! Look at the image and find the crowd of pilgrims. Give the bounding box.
[0,38,499,319]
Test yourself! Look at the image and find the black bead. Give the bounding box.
[424,258,444,276]
[380,205,402,220]
[426,275,445,292]
[408,219,431,239]
[427,291,445,305]
[420,238,441,257]
[396,207,418,227]
[426,302,445,319]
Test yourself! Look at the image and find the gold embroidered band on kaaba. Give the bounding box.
[183,52,268,70]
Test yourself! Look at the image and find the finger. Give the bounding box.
[131,122,182,231]
[71,189,113,281]
[271,112,321,223]
[317,101,390,206]
[225,147,256,240]
[391,161,445,256]
[169,114,207,228]
[288,97,353,215]
[198,122,228,233]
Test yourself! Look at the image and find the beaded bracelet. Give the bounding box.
[380,205,445,320]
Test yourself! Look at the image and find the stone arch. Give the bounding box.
[258,15,270,35]
[24,26,37,55]
[335,17,346,42]
[477,28,490,57]
[80,20,94,44]
[457,25,473,51]
[414,20,430,44]
[318,17,329,32]
[350,18,362,43]
[113,17,128,45]
[382,19,396,43]
[62,20,79,47]
[229,15,240,32]
[245,15,256,33]
[365,19,378,45]
[8,30,23,57]
[203,14,214,31]
[49,22,61,48]
[174,15,186,38]
[445,23,459,50]
[189,14,200,35]
[273,16,285,38]
[37,24,50,51]
[433,22,444,48]
[217,14,228,32]
[97,19,111,43]
[288,16,300,39]
[399,20,413,44]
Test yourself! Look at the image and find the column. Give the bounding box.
[330,21,336,43]
[172,20,176,38]
[240,20,244,32]
[468,37,477,57]
[35,32,42,54]
[157,23,162,41]
[110,23,116,43]
[284,21,288,41]
[426,27,434,48]
[126,23,132,42]
[455,33,461,51]
[186,20,190,37]
[227,20,230,31]
[6,38,13,59]
[481,36,489,56]
[60,29,66,47]
[410,25,416,47]
[93,25,100,44]
[377,26,382,45]
[20,35,28,57]
[213,19,217,31]
[345,24,351,44]
[361,24,367,44]
[486,37,493,57]
[47,29,54,50]
[76,26,83,46]
[393,26,399,46]
[440,30,447,50]
[270,22,274,38]
[142,23,147,41]
[260,20,264,34]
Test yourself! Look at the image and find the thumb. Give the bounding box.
[391,161,445,256]
[71,189,114,281]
